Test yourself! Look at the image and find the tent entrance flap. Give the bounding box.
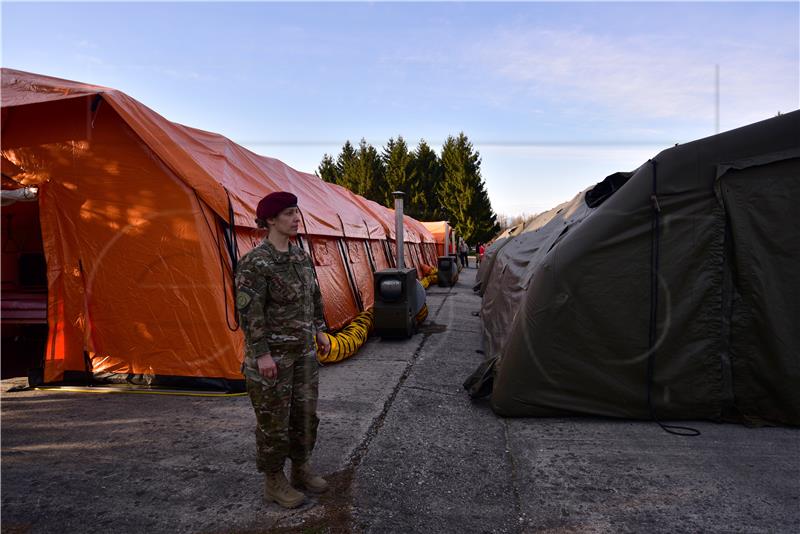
[1,196,48,380]
[720,155,800,425]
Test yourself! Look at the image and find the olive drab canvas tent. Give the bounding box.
[477,111,800,426]
[478,189,594,363]
[0,68,437,390]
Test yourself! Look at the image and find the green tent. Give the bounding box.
[478,111,800,425]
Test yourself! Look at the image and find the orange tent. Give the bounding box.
[1,68,437,390]
[422,221,457,256]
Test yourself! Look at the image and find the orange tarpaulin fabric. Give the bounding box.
[343,240,376,311]
[3,96,244,382]
[368,240,392,272]
[422,221,454,256]
[0,68,436,389]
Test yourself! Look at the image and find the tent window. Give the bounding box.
[337,239,364,312]
[312,240,334,267]
[364,241,377,272]
[384,241,395,267]
[347,241,362,263]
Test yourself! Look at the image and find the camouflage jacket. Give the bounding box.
[234,239,326,380]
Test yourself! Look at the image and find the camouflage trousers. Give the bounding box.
[245,348,319,474]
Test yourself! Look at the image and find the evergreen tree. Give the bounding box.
[411,139,444,221]
[471,179,500,243]
[336,140,361,193]
[317,139,384,201]
[439,133,499,243]
[354,138,385,201]
[317,153,340,184]
[317,133,498,241]
[382,136,425,216]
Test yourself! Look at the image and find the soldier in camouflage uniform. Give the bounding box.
[235,191,331,509]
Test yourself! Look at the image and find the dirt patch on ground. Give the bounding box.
[204,468,357,534]
[417,322,447,334]
[283,468,356,534]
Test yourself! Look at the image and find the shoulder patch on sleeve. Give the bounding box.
[236,291,253,310]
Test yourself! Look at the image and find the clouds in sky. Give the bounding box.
[2,1,798,217]
[474,25,797,133]
[461,13,798,215]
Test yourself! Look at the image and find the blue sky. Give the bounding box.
[2,1,798,219]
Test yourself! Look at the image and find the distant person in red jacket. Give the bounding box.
[477,243,485,267]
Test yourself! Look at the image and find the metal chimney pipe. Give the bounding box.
[393,191,405,269]
[443,221,449,256]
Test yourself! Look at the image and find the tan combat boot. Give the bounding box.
[264,470,306,508]
[291,461,329,493]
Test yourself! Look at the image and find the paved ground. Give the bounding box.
[2,268,798,533]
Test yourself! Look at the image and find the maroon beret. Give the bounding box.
[256,191,298,220]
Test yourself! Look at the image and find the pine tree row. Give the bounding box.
[317,133,500,245]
